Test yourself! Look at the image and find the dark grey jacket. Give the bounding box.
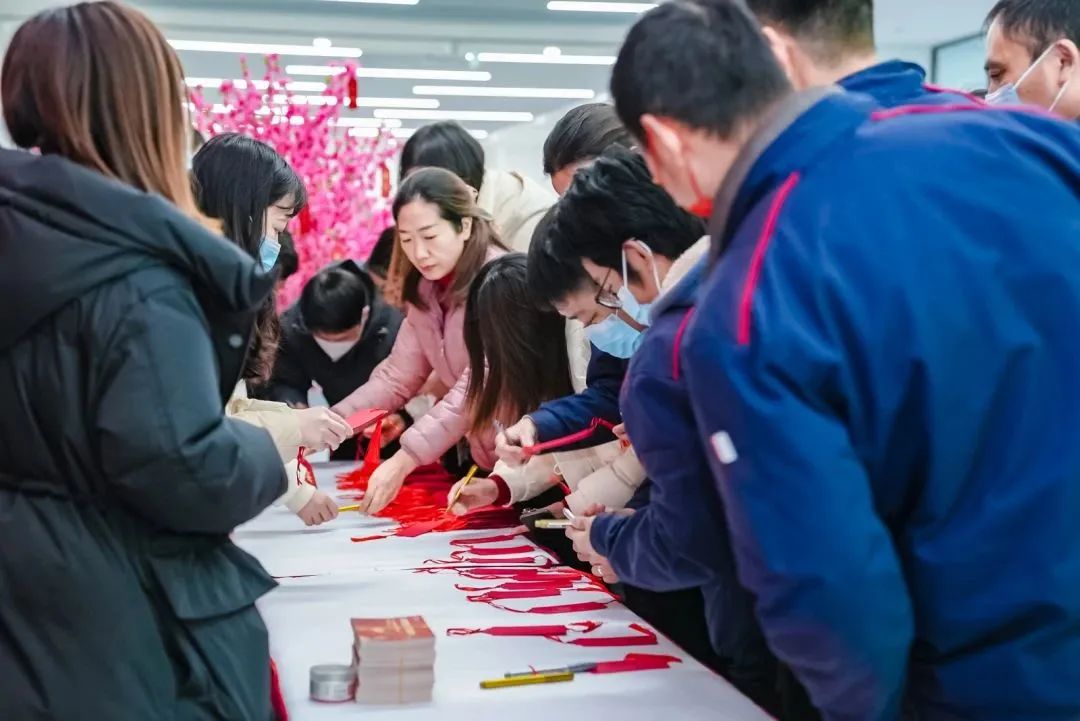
[0,148,285,720]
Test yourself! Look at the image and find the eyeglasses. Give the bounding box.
[593,268,622,310]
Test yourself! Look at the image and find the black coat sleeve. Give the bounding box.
[94,283,286,534]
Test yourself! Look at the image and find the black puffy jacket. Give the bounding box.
[0,149,286,720]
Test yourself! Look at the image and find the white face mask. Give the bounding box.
[314,336,359,362]
[987,43,1071,113]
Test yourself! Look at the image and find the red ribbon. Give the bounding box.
[444,621,657,648]
[592,653,682,674]
[295,449,316,487]
[523,417,616,458]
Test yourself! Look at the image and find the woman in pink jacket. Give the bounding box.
[334,167,508,513]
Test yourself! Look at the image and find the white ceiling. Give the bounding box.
[0,0,997,140]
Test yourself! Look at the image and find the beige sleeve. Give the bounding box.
[563,445,647,515]
[491,455,560,504]
[225,396,303,463]
[277,458,317,513]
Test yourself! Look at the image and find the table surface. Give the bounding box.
[235,462,773,721]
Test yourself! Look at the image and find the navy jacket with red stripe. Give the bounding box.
[684,91,1080,720]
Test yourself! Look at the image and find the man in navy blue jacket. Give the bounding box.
[747,0,977,107]
[610,1,1080,720]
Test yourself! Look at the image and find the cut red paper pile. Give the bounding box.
[339,464,521,541]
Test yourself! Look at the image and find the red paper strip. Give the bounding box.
[523,417,616,458]
[592,653,682,674]
[444,621,657,647]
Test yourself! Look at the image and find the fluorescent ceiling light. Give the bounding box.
[373,108,533,122]
[170,40,362,58]
[186,77,327,92]
[412,84,595,99]
[476,51,615,65]
[547,1,656,12]
[336,117,403,128]
[271,94,438,108]
[319,0,419,4]
[388,128,488,140]
[287,64,491,81]
[312,37,332,48]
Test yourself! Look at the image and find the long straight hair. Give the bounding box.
[191,133,307,257]
[191,134,307,381]
[2,1,201,220]
[393,167,507,311]
[465,254,572,433]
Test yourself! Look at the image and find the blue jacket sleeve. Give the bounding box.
[590,367,728,593]
[527,345,625,447]
[683,222,914,721]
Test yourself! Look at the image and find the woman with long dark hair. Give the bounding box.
[333,167,508,514]
[0,3,285,717]
[449,253,644,518]
[192,133,352,526]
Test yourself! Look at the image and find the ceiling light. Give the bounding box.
[543,46,561,56]
[186,77,328,92]
[476,51,615,65]
[336,117,403,128]
[372,108,533,122]
[286,64,491,81]
[269,94,438,108]
[312,37,332,48]
[169,39,362,58]
[390,128,488,140]
[547,1,656,11]
[318,0,419,4]
[412,84,595,99]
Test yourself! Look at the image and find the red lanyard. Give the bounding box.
[445,621,658,648]
[522,417,616,458]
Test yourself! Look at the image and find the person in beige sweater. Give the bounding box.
[446,253,646,517]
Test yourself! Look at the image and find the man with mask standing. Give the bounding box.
[611,1,1080,720]
[985,0,1079,118]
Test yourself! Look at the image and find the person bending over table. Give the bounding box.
[333,168,509,514]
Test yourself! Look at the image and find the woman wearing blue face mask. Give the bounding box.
[193,133,353,528]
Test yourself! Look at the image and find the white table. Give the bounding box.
[235,462,772,721]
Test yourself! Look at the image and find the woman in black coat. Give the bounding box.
[0,4,285,719]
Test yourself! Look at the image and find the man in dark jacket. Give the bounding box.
[260,260,403,459]
[0,148,286,720]
[610,1,1080,719]
[747,0,977,107]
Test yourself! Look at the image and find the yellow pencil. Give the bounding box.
[480,671,574,690]
[338,504,361,512]
[446,464,479,511]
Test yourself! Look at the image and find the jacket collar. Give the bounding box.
[707,88,874,263]
[650,235,710,319]
[838,59,930,107]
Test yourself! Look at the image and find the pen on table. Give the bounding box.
[480,671,575,689]
[338,504,361,512]
[446,464,479,510]
[505,663,597,678]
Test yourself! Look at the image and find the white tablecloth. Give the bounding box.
[235,462,772,721]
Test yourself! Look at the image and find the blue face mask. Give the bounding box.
[259,235,281,272]
[584,241,662,359]
[585,312,645,359]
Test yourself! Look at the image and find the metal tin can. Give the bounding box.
[310,663,357,703]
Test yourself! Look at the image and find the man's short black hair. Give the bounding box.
[529,146,706,307]
[611,0,791,140]
[527,206,591,309]
[367,225,395,279]
[986,0,1080,58]
[300,263,371,334]
[745,0,874,61]
[399,121,485,192]
[542,103,635,175]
